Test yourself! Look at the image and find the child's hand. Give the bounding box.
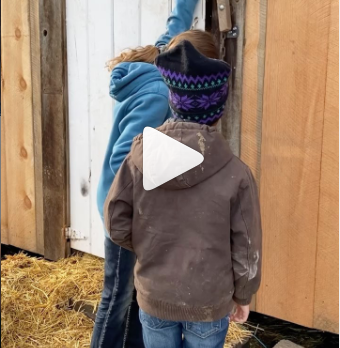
[230,304,250,323]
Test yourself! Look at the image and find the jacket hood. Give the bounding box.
[109,62,164,102]
[131,122,233,189]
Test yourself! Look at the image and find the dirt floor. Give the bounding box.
[246,312,339,348]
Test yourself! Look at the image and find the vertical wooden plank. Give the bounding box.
[29,0,44,255]
[239,0,268,312]
[1,63,9,245]
[257,0,331,327]
[40,0,69,260]
[141,0,170,46]
[66,0,92,254]
[87,0,114,257]
[222,0,246,156]
[314,0,339,333]
[1,0,37,252]
[114,0,141,53]
[240,0,267,183]
[1,116,8,245]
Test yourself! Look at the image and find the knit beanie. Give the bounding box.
[155,40,231,126]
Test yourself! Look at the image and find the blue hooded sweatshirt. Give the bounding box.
[97,0,199,235]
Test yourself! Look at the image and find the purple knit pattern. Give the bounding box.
[158,67,230,85]
[170,103,225,125]
[169,83,228,112]
[172,109,224,125]
[199,110,225,124]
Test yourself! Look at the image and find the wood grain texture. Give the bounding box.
[1,0,37,252]
[40,0,69,260]
[222,0,246,156]
[240,0,267,184]
[257,0,332,327]
[216,0,232,32]
[240,0,267,312]
[1,63,9,245]
[313,0,339,333]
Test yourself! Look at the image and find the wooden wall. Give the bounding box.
[1,0,68,260]
[1,0,40,253]
[241,0,339,333]
[1,0,339,332]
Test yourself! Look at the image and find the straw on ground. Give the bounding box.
[1,253,250,348]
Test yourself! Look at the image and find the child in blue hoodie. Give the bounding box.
[92,2,220,347]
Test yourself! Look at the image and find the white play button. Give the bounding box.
[143,127,204,191]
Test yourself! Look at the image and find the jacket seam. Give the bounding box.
[109,180,133,234]
[237,188,251,301]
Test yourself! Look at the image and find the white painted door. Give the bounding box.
[67,0,205,258]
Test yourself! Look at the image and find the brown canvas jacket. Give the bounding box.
[104,121,262,322]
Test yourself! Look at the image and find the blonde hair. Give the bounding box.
[107,30,219,71]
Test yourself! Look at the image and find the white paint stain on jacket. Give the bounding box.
[248,250,260,280]
[196,132,206,155]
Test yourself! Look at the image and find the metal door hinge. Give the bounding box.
[64,227,87,240]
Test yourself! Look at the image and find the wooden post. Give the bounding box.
[208,0,246,156]
[222,0,246,157]
[38,0,69,260]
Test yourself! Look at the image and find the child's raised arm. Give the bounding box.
[155,0,200,47]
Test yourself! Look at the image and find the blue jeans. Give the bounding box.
[139,310,230,348]
[91,237,144,348]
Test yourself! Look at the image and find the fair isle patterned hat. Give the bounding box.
[155,40,231,126]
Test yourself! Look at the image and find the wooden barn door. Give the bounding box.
[241,0,339,333]
[67,0,206,258]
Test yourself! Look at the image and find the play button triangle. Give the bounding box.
[143,127,204,191]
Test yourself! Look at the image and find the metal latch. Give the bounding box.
[216,0,232,32]
[64,227,87,240]
[226,26,239,39]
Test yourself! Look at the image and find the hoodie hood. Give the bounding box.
[109,62,164,102]
[131,122,233,189]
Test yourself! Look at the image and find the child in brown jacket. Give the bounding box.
[104,41,262,348]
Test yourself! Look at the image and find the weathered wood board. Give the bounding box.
[40,0,69,260]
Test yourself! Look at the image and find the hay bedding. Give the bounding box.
[1,253,250,348]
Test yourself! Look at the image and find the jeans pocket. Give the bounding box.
[186,320,221,339]
[139,310,176,330]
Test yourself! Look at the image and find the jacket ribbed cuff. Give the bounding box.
[233,296,252,306]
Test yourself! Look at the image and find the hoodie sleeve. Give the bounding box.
[230,167,262,306]
[155,0,199,47]
[104,155,134,251]
[109,93,169,177]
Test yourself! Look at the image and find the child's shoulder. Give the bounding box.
[226,155,256,187]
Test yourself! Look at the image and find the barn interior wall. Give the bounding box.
[241,0,339,333]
